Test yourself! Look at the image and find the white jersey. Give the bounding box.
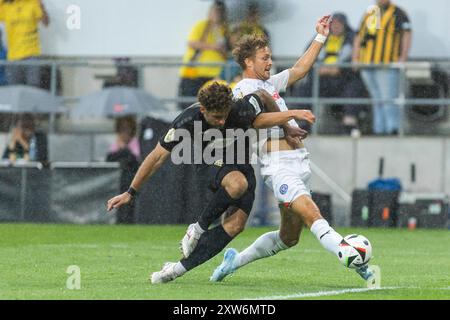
[233,70,312,203]
[232,69,300,142]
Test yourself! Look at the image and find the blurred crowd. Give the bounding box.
[0,0,414,167]
[177,0,412,136]
[178,0,270,110]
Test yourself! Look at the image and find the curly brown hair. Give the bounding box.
[232,34,269,70]
[197,81,233,113]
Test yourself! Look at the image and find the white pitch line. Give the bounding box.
[246,286,403,300]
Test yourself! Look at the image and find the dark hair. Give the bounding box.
[115,116,137,137]
[17,113,35,131]
[214,0,227,24]
[332,12,352,33]
[247,2,260,16]
[197,81,232,113]
[232,34,269,70]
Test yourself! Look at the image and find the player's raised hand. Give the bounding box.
[293,110,316,124]
[316,15,332,37]
[106,192,131,212]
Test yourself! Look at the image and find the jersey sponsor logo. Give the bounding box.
[279,184,288,195]
[213,159,224,167]
[164,128,176,143]
[234,88,244,99]
[248,96,262,115]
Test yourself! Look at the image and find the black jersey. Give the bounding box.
[159,93,264,165]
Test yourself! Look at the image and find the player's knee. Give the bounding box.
[222,172,248,199]
[229,221,246,236]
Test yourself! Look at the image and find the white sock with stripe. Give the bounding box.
[310,219,343,256]
[237,231,289,268]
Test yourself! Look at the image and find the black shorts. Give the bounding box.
[197,163,256,215]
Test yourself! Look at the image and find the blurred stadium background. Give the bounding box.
[0,0,449,300]
[1,0,449,228]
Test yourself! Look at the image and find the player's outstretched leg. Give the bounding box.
[211,207,303,282]
[151,224,233,284]
[151,209,248,284]
[289,195,343,255]
[291,195,374,281]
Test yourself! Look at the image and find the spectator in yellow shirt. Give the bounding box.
[178,0,229,110]
[0,0,50,87]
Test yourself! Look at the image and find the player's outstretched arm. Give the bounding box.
[253,109,315,129]
[106,143,170,211]
[251,90,315,129]
[287,15,331,87]
[257,90,309,141]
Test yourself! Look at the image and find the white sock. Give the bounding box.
[310,219,343,257]
[237,231,289,268]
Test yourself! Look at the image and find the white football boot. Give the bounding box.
[180,223,203,258]
[150,262,179,284]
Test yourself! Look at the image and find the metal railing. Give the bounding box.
[1,58,450,136]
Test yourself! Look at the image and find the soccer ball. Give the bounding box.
[338,234,372,269]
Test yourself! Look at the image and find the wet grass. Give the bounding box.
[0,224,448,300]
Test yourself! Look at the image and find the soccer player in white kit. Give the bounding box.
[210,15,375,282]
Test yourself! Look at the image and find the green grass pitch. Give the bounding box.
[0,224,449,300]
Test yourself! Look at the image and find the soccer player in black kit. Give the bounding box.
[107,82,315,283]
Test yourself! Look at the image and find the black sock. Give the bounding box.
[197,188,238,230]
[180,225,233,271]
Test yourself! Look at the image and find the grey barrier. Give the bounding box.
[0,161,120,223]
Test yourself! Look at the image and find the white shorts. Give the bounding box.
[260,148,312,205]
